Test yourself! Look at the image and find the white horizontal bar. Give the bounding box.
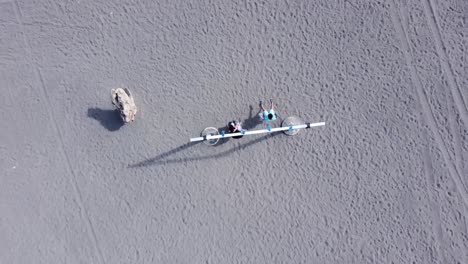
[190,122,325,142]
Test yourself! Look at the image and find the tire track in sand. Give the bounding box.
[422,131,446,264]
[421,0,468,128]
[445,75,468,246]
[389,0,468,230]
[12,1,105,263]
[423,0,468,252]
[428,0,468,242]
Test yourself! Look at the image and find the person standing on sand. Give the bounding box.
[259,99,277,122]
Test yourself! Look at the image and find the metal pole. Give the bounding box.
[190,122,325,142]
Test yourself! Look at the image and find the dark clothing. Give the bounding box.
[228,121,244,139]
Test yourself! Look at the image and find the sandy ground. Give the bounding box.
[1,0,467,263]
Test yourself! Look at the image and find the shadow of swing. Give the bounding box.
[213,105,264,147]
[128,133,280,168]
[128,104,283,168]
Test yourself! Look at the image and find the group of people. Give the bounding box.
[227,99,278,139]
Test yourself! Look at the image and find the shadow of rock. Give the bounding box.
[87,108,124,131]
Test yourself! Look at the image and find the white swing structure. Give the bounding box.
[190,116,325,145]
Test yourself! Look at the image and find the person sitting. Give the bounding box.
[227,120,244,139]
[258,99,277,122]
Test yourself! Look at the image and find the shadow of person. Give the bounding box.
[213,125,231,147]
[214,122,248,147]
[242,105,262,130]
[214,105,262,147]
[87,108,124,131]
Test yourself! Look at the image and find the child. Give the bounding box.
[227,120,244,139]
[258,99,277,122]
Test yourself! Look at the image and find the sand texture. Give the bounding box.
[1,0,467,263]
